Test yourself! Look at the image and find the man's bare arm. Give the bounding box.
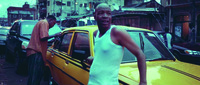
[114,28,147,85]
[41,32,62,41]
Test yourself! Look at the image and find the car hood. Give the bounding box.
[119,60,200,85]
[173,43,200,51]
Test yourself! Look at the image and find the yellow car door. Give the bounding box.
[57,31,91,85]
[47,32,74,84]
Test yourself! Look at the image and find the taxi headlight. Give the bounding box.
[184,50,200,55]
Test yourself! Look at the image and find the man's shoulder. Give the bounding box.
[38,19,48,25]
[112,26,126,34]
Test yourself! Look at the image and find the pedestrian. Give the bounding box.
[87,3,147,85]
[188,22,195,43]
[26,15,61,85]
[163,27,172,50]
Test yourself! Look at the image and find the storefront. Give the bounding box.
[167,1,200,42]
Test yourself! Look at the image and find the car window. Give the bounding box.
[59,32,73,53]
[10,22,19,33]
[71,32,90,60]
[21,21,37,35]
[121,31,174,63]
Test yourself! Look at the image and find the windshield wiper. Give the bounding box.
[147,57,168,61]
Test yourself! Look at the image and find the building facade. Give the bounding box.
[7,2,37,25]
[165,0,200,42]
[0,18,8,26]
[46,0,93,19]
[45,0,124,19]
[112,0,165,31]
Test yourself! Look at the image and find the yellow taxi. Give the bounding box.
[45,25,200,85]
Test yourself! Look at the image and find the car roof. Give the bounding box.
[13,19,38,23]
[62,25,152,33]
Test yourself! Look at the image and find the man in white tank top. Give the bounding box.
[87,3,147,85]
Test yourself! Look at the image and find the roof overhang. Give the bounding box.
[122,7,158,12]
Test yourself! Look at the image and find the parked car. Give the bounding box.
[0,26,10,55]
[0,26,10,46]
[5,19,38,75]
[45,25,200,85]
[154,31,200,65]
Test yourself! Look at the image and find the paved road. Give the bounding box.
[0,54,48,85]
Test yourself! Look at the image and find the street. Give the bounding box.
[0,54,48,85]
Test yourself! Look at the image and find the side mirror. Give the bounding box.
[10,30,17,35]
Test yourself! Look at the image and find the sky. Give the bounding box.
[0,0,160,18]
[0,0,36,18]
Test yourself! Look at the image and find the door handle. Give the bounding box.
[65,60,69,64]
[51,53,54,57]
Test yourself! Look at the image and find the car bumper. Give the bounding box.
[0,40,6,45]
[178,53,200,65]
[179,53,200,58]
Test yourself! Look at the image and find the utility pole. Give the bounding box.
[74,0,76,14]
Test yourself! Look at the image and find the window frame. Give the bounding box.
[54,31,74,54]
[70,31,90,60]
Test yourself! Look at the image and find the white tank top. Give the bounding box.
[88,25,124,85]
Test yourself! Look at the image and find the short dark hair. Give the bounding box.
[46,15,56,20]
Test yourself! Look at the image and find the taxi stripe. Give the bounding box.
[47,60,84,85]
[162,65,200,81]
[48,49,90,72]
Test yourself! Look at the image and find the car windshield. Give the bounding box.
[21,21,37,35]
[0,29,9,35]
[121,31,175,63]
[61,19,77,27]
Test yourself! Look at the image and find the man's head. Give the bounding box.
[46,15,57,28]
[94,3,112,29]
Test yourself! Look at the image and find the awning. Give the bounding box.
[122,7,158,12]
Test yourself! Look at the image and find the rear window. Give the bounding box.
[122,31,174,63]
[21,21,38,35]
